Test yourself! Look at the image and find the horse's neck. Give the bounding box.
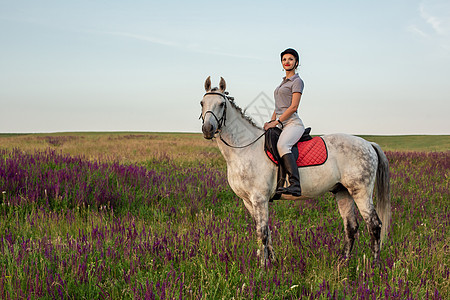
[216,103,265,160]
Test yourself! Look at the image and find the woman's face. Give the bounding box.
[282,54,297,70]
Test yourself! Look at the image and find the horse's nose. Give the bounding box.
[202,122,215,139]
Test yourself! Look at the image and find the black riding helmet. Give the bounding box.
[280,48,300,69]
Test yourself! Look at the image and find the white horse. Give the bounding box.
[200,76,391,267]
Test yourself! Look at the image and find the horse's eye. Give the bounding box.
[200,101,203,107]
[219,102,225,107]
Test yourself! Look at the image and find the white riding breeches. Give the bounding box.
[277,112,305,157]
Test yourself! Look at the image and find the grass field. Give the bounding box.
[0,132,448,165]
[0,133,448,299]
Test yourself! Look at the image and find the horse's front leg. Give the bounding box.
[251,196,273,268]
[266,226,276,263]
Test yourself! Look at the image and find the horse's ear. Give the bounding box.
[219,77,226,92]
[204,76,211,92]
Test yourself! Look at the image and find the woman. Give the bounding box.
[264,48,305,197]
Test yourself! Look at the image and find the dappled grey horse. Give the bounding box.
[200,76,391,267]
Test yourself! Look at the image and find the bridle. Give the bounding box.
[199,91,229,133]
[199,91,267,149]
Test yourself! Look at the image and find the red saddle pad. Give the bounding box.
[296,136,328,167]
[265,136,328,167]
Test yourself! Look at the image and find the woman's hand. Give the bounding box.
[264,120,277,131]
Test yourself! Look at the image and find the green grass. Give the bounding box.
[0,133,448,299]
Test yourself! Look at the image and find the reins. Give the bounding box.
[200,91,267,149]
[219,131,267,149]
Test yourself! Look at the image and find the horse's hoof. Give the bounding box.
[371,257,381,268]
[270,257,278,266]
[338,255,347,264]
[260,260,268,269]
[338,251,351,264]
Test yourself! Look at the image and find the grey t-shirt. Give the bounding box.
[274,74,304,115]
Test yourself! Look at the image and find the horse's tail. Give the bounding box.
[371,143,391,248]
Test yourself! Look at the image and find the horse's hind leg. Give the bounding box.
[351,191,382,263]
[366,209,382,263]
[336,190,359,259]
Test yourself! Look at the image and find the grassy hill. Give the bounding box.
[359,135,449,152]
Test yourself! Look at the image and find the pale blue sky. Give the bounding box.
[1,0,449,134]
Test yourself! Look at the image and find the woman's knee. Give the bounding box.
[277,143,290,157]
[277,127,305,156]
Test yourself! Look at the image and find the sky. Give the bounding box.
[1,0,449,135]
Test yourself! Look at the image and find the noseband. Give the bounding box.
[199,92,229,133]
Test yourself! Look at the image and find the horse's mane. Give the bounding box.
[211,87,262,130]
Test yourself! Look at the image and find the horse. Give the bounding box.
[199,76,391,267]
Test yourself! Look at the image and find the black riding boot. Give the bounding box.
[271,165,286,201]
[276,153,302,196]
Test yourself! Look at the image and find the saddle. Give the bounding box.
[265,127,328,201]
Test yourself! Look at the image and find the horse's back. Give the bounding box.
[323,133,378,167]
[322,133,379,194]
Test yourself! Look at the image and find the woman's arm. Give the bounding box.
[277,92,301,123]
[263,92,302,130]
[270,110,276,121]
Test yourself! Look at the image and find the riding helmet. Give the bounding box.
[280,48,300,67]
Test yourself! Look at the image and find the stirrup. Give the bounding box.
[282,186,301,196]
